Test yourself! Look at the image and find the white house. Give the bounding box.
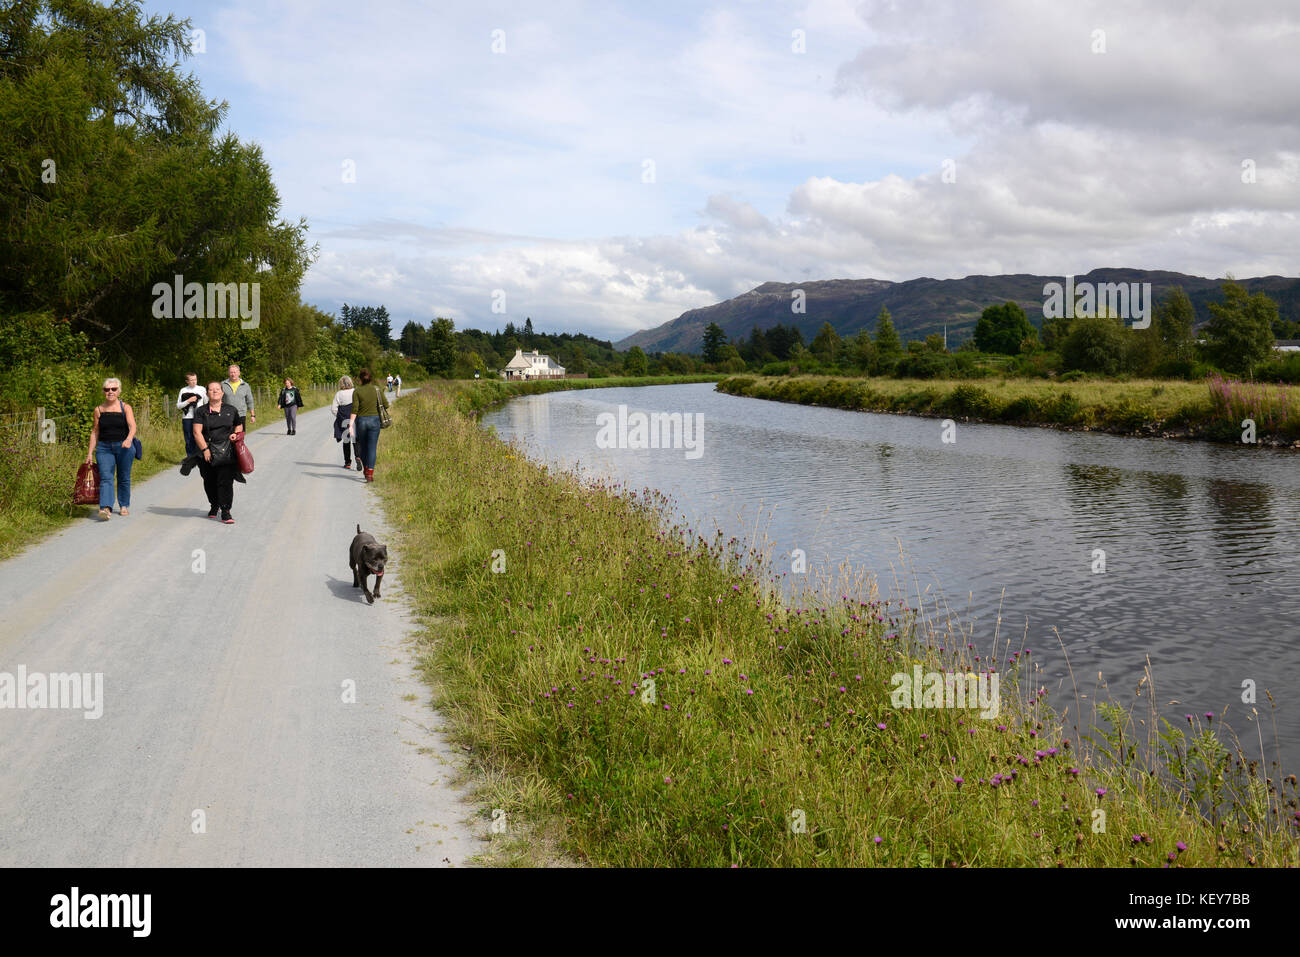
[1274,339,1300,353]
[501,348,566,379]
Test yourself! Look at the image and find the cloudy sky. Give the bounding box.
[145,0,1300,342]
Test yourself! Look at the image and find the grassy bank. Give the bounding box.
[0,384,336,560]
[375,383,1298,867]
[717,375,1300,446]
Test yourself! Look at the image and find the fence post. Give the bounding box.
[35,406,44,443]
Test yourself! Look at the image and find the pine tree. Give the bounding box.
[702,322,727,363]
[874,308,902,359]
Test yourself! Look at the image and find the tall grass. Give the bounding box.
[718,375,1300,444]
[1207,374,1300,437]
[375,384,1299,867]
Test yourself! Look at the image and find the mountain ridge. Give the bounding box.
[615,269,1300,353]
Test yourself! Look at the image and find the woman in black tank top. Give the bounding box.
[85,378,138,519]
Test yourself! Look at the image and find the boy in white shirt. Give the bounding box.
[176,372,206,457]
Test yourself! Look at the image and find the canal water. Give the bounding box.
[482,382,1300,773]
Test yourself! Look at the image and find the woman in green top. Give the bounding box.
[277,378,304,434]
[349,368,388,483]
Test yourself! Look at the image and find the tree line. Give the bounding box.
[690,281,1300,383]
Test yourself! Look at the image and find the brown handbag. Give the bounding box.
[232,432,254,474]
[73,461,100,505]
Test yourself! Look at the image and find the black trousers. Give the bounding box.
[198,460,236,510]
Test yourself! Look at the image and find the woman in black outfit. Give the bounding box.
[192,381,245,524]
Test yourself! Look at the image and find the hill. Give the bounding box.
[615,269,1300,354]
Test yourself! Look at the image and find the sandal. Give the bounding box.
[98,508,111,520]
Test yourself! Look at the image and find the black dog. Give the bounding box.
[349,524,388,604]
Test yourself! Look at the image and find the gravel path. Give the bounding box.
[0,391,482,866]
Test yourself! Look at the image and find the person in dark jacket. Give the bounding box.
[349,368,388,483]
[330,375,357,469]
[192,381,245,524]
[278,378,305,434]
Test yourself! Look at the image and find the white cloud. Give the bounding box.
[171,0,1299,341]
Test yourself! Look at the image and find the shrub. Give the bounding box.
[1047,390,1082,423]
[1109,398,1157,430]
[1000,395,1044,421]
[893,352,948,379]
[942,384,998,418]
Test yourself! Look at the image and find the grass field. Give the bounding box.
[717,374,1300,445]
[374,382,1299,867]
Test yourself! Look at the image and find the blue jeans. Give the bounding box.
[95,440,134,509]
[182,419,198,457]
[354,415,381,469]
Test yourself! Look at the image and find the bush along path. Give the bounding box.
[374,383,1299,867]
[717,375,1300,447]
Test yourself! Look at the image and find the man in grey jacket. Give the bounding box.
[221,364,255,426]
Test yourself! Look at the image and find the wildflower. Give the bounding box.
[1176,842,1186,853]
[1205,712,1213,722]
[1096,788,1107,799]
[746,689,754,695]
[873,836,883,844]
[839,687,847,693]
[876,722,886,730]
[954,777,964,788]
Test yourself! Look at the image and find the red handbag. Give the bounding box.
[73,462,100,505]
[232,432,254,474]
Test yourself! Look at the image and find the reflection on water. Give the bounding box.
[482,383,1300,773]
